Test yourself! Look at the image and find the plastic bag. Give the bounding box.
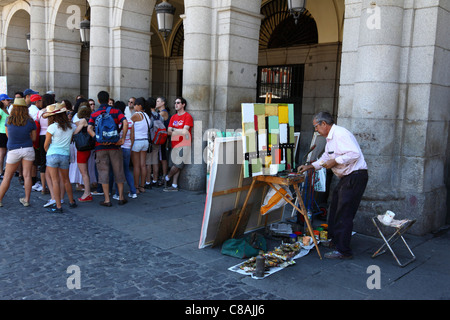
[314,168,326,192]
[260,184,293,215]
[221,233,266,259]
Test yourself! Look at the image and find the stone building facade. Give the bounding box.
[0,0,448,236]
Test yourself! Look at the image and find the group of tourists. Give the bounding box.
[0,88,193,213]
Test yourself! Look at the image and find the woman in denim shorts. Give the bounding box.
[0,98,37,207]
[130,97,150,194]
[43,102,77,213]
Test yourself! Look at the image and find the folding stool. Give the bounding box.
[371,216,416,267]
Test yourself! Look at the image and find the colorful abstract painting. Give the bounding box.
[241,103,295,178]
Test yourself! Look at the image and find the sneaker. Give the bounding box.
[19,198,30,207]
[32,182,43,192]
[48,207,63,214]
[163,186,178,192]
[112,194,120,201]
[44,199,56,208]
[128,192,137,199]
[144,182,152,189]
[91,191,104,196]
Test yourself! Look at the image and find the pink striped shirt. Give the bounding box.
[312,124,367,179]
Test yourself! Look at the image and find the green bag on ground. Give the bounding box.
[221,233,266,259]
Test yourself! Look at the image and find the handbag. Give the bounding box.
[73,126,95,151]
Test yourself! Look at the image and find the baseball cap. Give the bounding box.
[23,88,39,96]
[0,94,12,101]
[30,94,42,102]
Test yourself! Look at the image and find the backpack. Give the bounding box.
[149,111,168,145]
[95,107,119,144]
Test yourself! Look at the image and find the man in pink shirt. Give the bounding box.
[298,112,368,259]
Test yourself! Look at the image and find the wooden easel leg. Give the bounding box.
[231,178,256,238]
[293,184,322,259]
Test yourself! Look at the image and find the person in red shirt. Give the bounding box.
[163,97,193,192]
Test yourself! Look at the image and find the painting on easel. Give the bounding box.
[241,94,296,178]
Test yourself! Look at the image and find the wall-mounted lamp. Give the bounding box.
[287,0,307,25]
[26,33,30,51]
[155,0,176,40]
[80,3,90,48]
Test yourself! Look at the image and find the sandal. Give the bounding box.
[138,186,145,193]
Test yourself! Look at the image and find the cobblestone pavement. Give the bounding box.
[1,176,449,301]
[0,179,281,300]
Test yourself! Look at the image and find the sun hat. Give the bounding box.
[30,94,42,102]
[42,102,68,118]
[12,98,27,107]
[0,94,12,101]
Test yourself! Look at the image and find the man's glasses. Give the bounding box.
[175,101,182,104]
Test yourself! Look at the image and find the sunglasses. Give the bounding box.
[175,101,182,104]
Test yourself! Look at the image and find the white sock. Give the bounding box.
[172,184,178,188]
[165,175,170,181]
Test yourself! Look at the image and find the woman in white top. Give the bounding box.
[43,102,77,213]
[38,94,65,208]
[130,97,150,194]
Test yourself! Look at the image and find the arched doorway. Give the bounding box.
[4,8,30,94]
[50,0,90,100]
[258,0,344,163]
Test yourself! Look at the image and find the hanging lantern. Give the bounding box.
[80,18,90,48]
[155,0,176,40]
[287,0,307,24]
[26,33,30,51]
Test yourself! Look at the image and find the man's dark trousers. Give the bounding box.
[328,170,368,256]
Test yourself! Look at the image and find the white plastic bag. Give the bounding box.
[261,184,293,215]
[314,168,326,192]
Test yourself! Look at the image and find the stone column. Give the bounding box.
[214,2,263,131]
[181,0,214,191]
[88,0,111,97]
[29,0,47,93]
[111,0,153,101]
[182,0,262,191]
[339,0,449,235]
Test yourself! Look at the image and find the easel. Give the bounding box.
[231,92,322,259]
[231,174,322,259]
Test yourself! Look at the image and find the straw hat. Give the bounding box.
[42,102,68,118]
[12,98,27,107]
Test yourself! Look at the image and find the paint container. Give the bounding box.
[313,230,320,240]
[289,234,298,243]
[254,254,266,278]
[382,210,395,225]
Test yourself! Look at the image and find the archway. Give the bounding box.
[258,0,344,163]
[49,0,89,101]
[4,8,30,94]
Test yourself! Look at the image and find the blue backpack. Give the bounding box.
[95,107,119,144]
